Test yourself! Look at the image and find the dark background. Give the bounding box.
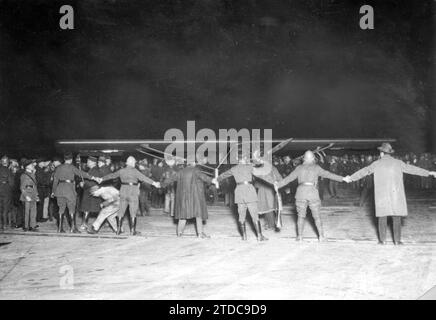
[0,0,434,157]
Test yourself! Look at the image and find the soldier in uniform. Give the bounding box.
[97,155,113,185]
[0,156,14,230]
[101,156,161,235]
[138,159,152,216]
[275,150,345,242]
[48,157,62,222]
[328,156,340,198]
[216,153,269,241]
[79,156,102,230]
[359,155,375,207]
[8,159,20,228]
[35,159,51,222]
[150,159,164,208]
[52,153,100,233]
[20,159,39,231]
[162,157,178,217]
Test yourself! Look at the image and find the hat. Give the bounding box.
[23,159,36,168]
[64,153,73,160]
[52,156,62,163]
[377,142,394,154]
[98,155,106,162]
[88,155,97,162]
[165,158,175,167]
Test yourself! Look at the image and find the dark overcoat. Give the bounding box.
[174,166,212,220]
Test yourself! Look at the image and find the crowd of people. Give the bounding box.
[0,144,435,244]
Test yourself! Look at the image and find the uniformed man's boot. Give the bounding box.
[131,217,141,236]
[314,218,325,242]
[255,221,268,241]
[70,214,80,233]
[296,217,305,242]
[116,217,122,235]
[239,222,247,240]
[58,215,65,233]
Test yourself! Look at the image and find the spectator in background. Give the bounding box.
[36,159,51,223]
[20,159,39,232]
[151,159,164,208]
[0,156,14,230]
[138,159,152,216]
[8,159,20,228]
[162,157,178,216]
[359,155,374,207]
[328,156,340,199]
[48,157,62,223]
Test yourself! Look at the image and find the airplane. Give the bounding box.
[55,137,397,161]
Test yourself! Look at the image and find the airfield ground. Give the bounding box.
[1,187,435,300]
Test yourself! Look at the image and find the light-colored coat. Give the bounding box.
[350,155,429,217]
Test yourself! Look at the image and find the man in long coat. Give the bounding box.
[252,151,283,231]
[79,156,102,230]
[170,161,212,238]
[346,143,436,245]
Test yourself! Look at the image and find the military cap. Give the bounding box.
[23,159,36,168]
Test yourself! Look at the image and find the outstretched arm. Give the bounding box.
[349,164,374,182]
[72,166,93,180]
[197,171,213,184]
[136,169,157,185]
[101,171,120,182]
[400,162,430,177]
[277,168,299,189]
[217,168,233,182]
[318,167,344,182]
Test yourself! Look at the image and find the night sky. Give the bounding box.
[0,0,434,157]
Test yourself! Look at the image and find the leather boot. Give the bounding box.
[255,221,268,241]
[58,214,65,233]
[116,216,122,235]
[131,217,141,236]
[296,217,305,242]
[70,214,80,233]
[239,222,247,240]
[314,217,325,242]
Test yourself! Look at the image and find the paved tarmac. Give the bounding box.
[1,188,435,299]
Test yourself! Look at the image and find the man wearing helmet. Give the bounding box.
[275,150,346,242]
[100,156,161,235]
[216,151,269,241]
